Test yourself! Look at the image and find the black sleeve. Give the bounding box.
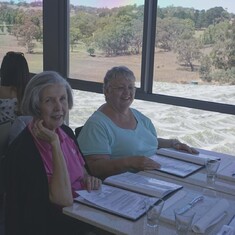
[4,129,50,235]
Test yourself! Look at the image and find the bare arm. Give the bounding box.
[33,120,73,207]
[86,154,161,179]
[49,137,73,206]
[158,138,199,154]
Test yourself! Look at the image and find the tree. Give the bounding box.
[87,48,95,56]
[202,20,230,45]
[69,27,81,52]
[70,11,97,42]
[174,37,202,71]
[95,15,134,56]
[205,7,230,27]
[210,21,235,70]
[156,17,194,51]
[129,18,143,54]
[199,55,212,82]
[11,9,42,53]
[18,22,38,53]
[194,9,207,29]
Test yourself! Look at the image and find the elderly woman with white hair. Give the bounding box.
[77,66,198,179]
[5,71,102,235]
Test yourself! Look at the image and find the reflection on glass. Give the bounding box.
[69,89,235,156]
[155,1,235,105]
[69,0,144,85]
[131,98,235,156]
[0,0,43,73]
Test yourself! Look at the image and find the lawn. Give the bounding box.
[0,33,201,84]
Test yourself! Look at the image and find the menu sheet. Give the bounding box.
[150,154,203,177]
[75,184,159,220]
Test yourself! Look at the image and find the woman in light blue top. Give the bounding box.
[77,66,198,179]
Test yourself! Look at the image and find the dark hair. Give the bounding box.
[0,51,30,113]
[21,71,73,118]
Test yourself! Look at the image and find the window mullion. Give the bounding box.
[140,0,157,93]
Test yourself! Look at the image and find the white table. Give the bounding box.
[146,149,235,196]
[63,171,235,235]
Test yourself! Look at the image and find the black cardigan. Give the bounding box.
[4,125,88,235]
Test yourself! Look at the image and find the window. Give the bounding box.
[69,0,144,86]
[154,1,235,105]
[67,0,235,155]
[4,1,233,155]
[0,0,43,73]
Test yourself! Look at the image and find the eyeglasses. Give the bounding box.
[6,51,24,56]
[109,85,136,92]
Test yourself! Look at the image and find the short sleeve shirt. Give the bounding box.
[77,108,158,158]
[0,98,17,123]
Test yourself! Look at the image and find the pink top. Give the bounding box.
[28,122,85,196]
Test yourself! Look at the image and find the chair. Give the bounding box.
[0,120,11,157]
[0,120,11,225]
[75,126,83,138]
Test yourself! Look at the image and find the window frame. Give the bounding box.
[43,0,235,115]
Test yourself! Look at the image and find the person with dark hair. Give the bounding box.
[77,66,198,179]
[0,51,30,123]
[5,71,102,235]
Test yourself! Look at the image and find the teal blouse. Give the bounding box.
[77,108,158,158]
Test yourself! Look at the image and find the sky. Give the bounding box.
[69,0,235,13]
[157,0,235,13]
[5,1,235,13]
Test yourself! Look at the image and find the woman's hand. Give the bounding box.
[32,120,58,144]
[130,156,161,171]
[171,139,199,154]
[83,175,102,192]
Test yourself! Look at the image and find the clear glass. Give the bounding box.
[202,159,220,197]
[155,1,235,105]
[174,209,195,235]
[69,90,104,130]
[67,0,235,157]
[145,198,164,235]
[69,0,144,87]
[0,1,43,73]
[69,89,235,156]
[205,159,220,185]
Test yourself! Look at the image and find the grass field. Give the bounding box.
[0,33,201,84]
[0,34,43,72]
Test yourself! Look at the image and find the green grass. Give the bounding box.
[0,34,43,72]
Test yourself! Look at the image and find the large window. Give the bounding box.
[0,0,43,73]
[69,89,235,155]
[1,1,233,155]
[154,1,235,105]
[69,0,144,85]
[67,0,235,156]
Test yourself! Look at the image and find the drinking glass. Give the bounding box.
[203,158,220,197]
[174,209,195,235]
[205,159,220,185]
[145,198,165,235]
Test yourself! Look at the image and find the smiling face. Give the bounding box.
[105,77,136,111]
[39,84,68,131]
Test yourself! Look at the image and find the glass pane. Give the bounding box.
[0,1,43,73]
[69,89,104,129]
[69,89,235,155]
[131,99,235,156]
[69,0,144,86]
[155,1,235,105]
